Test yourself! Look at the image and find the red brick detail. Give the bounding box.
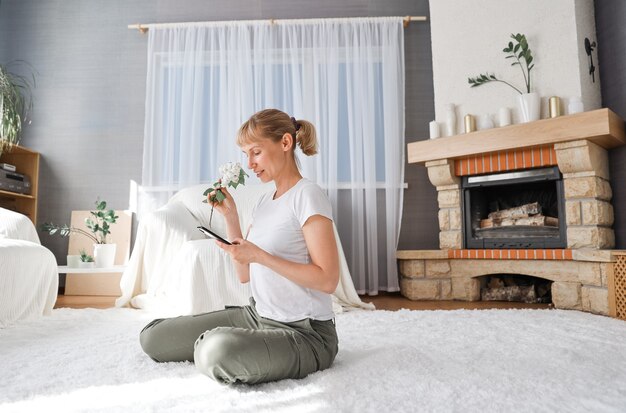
[454,146,558,176]
[447,249,574,260]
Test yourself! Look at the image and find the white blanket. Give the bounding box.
[116,184,374,314]
[0,208,58,328]
[0,207,40,243]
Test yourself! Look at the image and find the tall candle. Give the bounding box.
[444,103,456,136]
[498,107,511,127]
[429,120,440,139]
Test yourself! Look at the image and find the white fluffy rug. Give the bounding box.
[1,307,626,412]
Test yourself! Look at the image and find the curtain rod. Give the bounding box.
[128,16,427,34]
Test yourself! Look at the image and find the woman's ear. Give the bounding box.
[281,132,294,152]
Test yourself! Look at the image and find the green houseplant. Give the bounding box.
[0,61,36,156]
[468,33,534,94]
[467,33,540,122]
[41,199,119,244]
[79,249,94,263]
[78,249,95,268]
[42,198,119,268]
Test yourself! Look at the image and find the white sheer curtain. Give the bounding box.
[141,17,405,294]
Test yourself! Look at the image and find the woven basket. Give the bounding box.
[611,252,626,321]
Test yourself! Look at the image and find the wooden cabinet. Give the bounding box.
[0,145,40,224]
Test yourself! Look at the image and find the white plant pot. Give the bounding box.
[94,243,117,268]
[517,92,541,123]
[78,261,95,269]
[67,255,81,268]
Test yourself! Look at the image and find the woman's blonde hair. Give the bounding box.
[236,109,318,156]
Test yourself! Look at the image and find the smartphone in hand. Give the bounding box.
[197,226,232,245]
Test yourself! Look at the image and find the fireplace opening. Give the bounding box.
[462,166,566,249]
[478,274,553,303]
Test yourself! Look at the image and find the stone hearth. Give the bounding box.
[399,109,626,316]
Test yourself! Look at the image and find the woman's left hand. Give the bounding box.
[216,238,262,265]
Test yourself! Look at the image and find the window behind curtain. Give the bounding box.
[141,18,405,293]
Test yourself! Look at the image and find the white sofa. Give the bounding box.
[0,208,58,328]
[116,183,373,315]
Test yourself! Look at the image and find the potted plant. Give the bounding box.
[0,61,36,156]
[78,249,95,269]
[41,198,119,268]
[467,33,539,122]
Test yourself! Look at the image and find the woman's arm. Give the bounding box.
[224,217,250,284]
[218,214,339,294]
[207,187,250,283]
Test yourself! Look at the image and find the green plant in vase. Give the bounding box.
[467,33,539,122]
[42,198,119,268]
[41,198,118,244]
[79,249,94,263]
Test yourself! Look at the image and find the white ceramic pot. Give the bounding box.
[94,243,117,268]
[67,255,81,268]
[78,261,95,269]
[517,92,541,123]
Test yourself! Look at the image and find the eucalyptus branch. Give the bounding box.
[69,227,100,244]
[39,223,99,244]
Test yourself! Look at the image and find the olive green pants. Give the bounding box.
[139,299,338,385]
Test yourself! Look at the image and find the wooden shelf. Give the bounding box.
[0,189,35,199]
[0,145,40,224]
[408,108,626,164]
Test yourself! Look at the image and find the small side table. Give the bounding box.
[57,265,127,275]
[58,265,127,296]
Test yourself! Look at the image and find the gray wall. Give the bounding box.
[0,0,438,270]
[595,0,626,248]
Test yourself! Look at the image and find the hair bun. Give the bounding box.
[290,116,301,131]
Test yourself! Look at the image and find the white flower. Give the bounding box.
[203,161,248,206]
[219,162,243,186]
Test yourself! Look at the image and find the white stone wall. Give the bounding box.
[429,0,601,132]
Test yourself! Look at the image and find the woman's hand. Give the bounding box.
[216,238,263,265]
[217,215,339,294]
[207,185,238,221]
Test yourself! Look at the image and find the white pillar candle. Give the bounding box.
[568,96,584,114]
[429,120,440,139]
[498,107,512,127]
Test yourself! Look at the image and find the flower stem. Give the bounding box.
[514,54,529,93]
[209,205,214,229]
[72,228,100,244]
[494,79,523,95]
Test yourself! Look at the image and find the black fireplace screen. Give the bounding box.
[462,166,566,249]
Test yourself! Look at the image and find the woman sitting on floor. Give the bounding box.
[139,108,340,385]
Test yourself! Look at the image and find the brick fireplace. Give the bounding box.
[398,109,626,316]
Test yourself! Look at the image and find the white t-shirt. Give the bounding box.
[246,178,335,322]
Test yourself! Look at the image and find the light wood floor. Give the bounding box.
[55,292,552,311]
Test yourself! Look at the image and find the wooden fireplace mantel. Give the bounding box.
[407,108,626,164]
